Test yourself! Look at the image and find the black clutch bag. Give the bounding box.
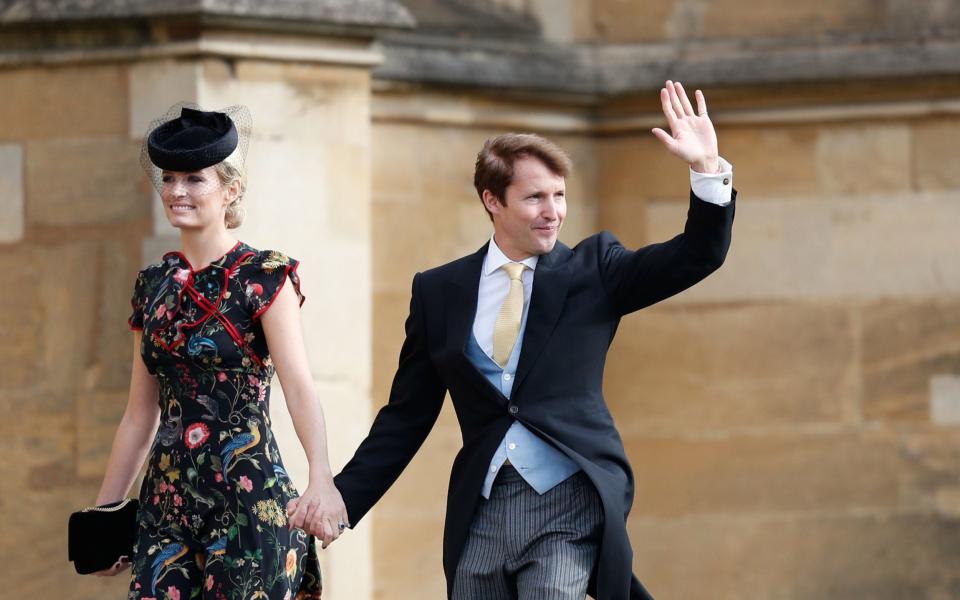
[68,498,140,574]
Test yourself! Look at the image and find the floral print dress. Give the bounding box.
[126,242,322,600]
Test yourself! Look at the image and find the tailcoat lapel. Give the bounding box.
[512,242,572,394]
[443,243,509,406]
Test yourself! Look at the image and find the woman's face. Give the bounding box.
[159,166,236,230]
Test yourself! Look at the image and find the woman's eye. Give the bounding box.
[161,176,173,183]
[188,175,203,183]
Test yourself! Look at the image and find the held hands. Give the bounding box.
[286,476,350,549]
[652,80,720,174]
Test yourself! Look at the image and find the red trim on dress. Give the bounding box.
[164,240,243,273]
[251,261,305,321]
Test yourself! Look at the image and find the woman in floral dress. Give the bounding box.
[90,105,346,599]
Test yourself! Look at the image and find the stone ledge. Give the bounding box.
[376,29,960,96]
[0,0,414,30]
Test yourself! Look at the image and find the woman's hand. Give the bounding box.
[286,477,350,549]
[93,556,131,577]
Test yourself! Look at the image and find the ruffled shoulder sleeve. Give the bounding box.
[242,249,305,319]
[128,265,159,331]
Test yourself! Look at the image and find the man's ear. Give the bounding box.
[482,189,503,215]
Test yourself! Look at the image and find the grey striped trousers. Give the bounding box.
[453,466,604,599]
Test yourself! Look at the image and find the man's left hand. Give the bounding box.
[652,80,720,174]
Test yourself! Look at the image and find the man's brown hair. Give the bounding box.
[473,133,572,218]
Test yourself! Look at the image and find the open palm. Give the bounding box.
[652,81,719,174]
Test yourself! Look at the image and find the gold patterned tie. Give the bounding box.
[493,262,526,368]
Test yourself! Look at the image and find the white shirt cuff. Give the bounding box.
[690,156,733,206]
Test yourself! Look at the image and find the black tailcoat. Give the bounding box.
[335,191,736,599]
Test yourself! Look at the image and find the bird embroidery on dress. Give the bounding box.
[271,464,289,480]
[186,334,218,358]
[150,542,188,594]
[205,536,228,557]
[220,419,261,485]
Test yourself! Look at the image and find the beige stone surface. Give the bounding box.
[606,302,858,434]
[0,242,99,393]
[816,124,911,195]
[0,64,128,141]
[76,391,128,479]
[936,487,960,519]
[646,191,960,303]
[930,374,960,426]
[128,59,201,138]
[38,241,100,393]
[26,137,150,227]
[96,236,144,390]
[626,432,904,518]
[862,300,960,423]
[0,143,24,242]
[913,117,960,191]
[701,0,886,40]
[591,0,892,42]
[718,124,820,198]
[591,0,680,43]
[0,246,45,391]
[631,513,960,599]
[598,134,689,206]
[213,60,371,148]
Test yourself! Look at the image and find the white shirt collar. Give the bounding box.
[484,234,539,276]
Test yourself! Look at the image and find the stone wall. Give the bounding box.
[0,61,153,599]
[587,0,959,43]
[599,94,960,597]
[3,1,960,599]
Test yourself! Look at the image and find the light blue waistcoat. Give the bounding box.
[466,314,581,499]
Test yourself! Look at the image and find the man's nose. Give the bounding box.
[541,198,560,220]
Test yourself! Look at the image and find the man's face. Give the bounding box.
[484,156,566,260]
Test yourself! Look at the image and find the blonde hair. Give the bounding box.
[215,161,247,229]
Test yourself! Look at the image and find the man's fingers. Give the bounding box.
[675,82,696,116]
[660,88,678,127]
[695,89,708,116]
[666,81,685,120]
[651,128,677,154]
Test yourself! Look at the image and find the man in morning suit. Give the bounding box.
[333,81,736,599]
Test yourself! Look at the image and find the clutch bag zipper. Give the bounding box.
[81,499,133,513]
